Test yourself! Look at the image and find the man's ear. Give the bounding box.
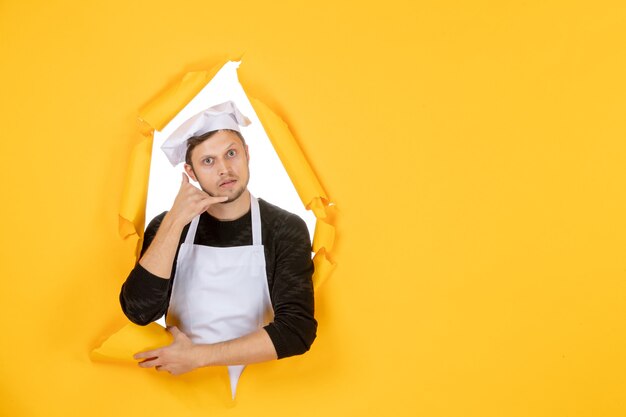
[183,163,198,182]
[245,144,250,162]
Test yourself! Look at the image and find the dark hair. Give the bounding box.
[184,129,246,166]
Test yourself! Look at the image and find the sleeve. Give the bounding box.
[263,214,317,358]
[119,212,174,325]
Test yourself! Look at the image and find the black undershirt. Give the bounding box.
[119,198,316,359]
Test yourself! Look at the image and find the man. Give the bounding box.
[119,101,316,393]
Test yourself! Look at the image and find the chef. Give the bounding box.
[119,101,317,397]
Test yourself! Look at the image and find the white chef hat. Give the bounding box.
[161,100,252,166]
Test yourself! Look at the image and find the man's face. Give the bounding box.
[184,130,250,203]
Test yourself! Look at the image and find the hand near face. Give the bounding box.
[134,326,202,375]
[167,173,228,226]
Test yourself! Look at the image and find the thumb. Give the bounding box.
[167,326,182,337]
[181,172,189,184]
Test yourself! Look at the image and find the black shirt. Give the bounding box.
[119,198,317,358]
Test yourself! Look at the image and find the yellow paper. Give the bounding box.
[91,323,173,363]
[118,134,153,241]
[139,62,227,131]
[4,2,625,415]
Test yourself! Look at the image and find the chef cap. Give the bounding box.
[161,100,251,166]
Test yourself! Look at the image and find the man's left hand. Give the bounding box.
[134,326,201,375]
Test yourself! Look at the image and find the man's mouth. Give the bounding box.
[219,179,237,188]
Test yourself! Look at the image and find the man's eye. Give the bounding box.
[203,158,213,164]
[227,150,237,157]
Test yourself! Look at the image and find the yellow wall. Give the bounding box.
[1,1,625,416]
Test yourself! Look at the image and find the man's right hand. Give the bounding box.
[138,173,227,279]
[166,173,228,227]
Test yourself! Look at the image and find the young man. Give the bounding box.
[119,101,316,392]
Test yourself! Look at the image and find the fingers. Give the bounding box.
[155,365,171,373]
[210,195,229,203]
[199,195,228,211]
[133,333,196,376]
[138,357,160,368]
[178,175,228,204]
[170,178,230,225]
[133,348,159,360]
[190,194,223,215]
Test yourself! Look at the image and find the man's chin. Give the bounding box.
[218,188,246,204]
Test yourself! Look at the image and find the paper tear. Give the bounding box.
[312,249,336,289]
[307,196,328,219]
[91,322,172,363]
[313,219,335,253]
[103,59,338,396]
[139,62,226,131]
[247,97,328,210]
[245,95,336,289]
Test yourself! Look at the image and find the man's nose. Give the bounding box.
[216,158,230,175]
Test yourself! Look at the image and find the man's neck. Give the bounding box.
[207,189,251,221]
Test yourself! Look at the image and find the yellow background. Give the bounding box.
[1,1,625,416]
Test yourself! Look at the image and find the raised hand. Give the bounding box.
[167,173,228,227]
[137,173,228,279]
